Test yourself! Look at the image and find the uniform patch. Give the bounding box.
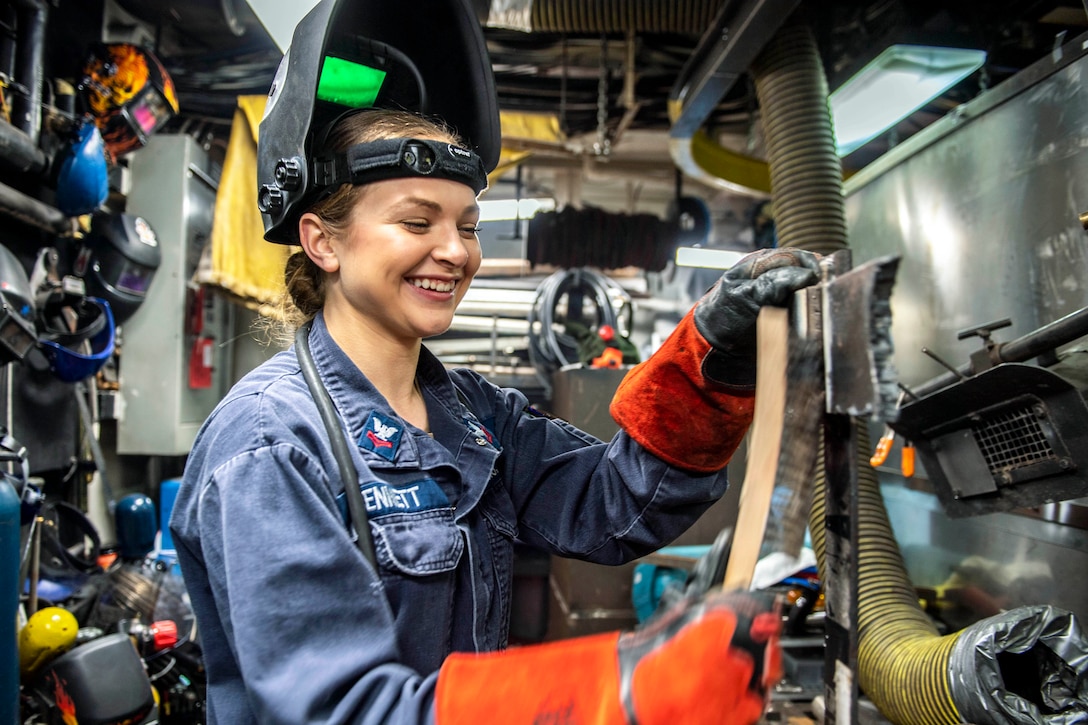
[359,478,449,518]
[358,411,403,460]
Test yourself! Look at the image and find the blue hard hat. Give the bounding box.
[54,121,109,217]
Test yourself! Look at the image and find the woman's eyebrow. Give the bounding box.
[387,198,480,218]
[389,196,443,213]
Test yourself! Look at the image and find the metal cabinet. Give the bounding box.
[116,134,232,455]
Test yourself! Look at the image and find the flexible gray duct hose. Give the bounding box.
[751,23,847,253]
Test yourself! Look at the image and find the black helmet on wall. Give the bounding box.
[0,244,37,364]
[257,0,501,245]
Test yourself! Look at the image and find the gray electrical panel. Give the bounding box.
[117,134,232,455]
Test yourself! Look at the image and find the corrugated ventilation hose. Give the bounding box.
[751,19,961,725]
[809,424,962,724]
[528,0,725,34]
[757,20,1088,725]
[750,23,848,253]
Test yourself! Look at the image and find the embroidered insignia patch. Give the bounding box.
[357,411,403,460]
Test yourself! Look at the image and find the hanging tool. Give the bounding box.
[870,393,914,478]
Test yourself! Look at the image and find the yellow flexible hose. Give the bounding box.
[808,422,963,725]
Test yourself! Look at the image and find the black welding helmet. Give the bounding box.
[0,244,37,364]
[73,212,162,325]
[257,0,501,245]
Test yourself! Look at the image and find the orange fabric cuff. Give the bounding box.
[435,632,626,725]
[610,309,754,473]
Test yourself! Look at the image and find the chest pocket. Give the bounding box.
[371,508,463,575]
[339,476,464,576]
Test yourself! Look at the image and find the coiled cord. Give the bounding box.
[527,268,631,396]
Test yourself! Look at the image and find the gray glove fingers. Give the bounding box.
[748,265,820,307]
[726,248,821,281]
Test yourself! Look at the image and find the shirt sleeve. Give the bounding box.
[188,438,439,725]
[451,370,731,565]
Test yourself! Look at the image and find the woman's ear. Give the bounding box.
[298,212,340,273]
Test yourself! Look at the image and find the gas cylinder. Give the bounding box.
[0,476,21,724]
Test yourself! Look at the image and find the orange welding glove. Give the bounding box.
[434,589,782,725]
[611,248,820,472]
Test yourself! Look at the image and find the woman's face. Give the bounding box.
[321,175,482,344]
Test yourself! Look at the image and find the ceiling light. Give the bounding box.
[830,45,987,156]
[478,198,556,223]
[674,247,746,270]
[245,0,320,51]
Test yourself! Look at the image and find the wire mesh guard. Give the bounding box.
[891,363,1088,517]
[973,405,1056,477]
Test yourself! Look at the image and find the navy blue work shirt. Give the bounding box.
[170,312,730,724]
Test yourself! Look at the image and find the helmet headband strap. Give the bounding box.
[311,137,488,196]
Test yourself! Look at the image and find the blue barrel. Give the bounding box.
[115,493,157,560]
[0,477,21,724]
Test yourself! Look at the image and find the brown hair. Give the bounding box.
[267,109,465,338]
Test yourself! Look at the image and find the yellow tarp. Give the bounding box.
[206,95,292,309]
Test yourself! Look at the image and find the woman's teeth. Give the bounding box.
[412,278,455,293]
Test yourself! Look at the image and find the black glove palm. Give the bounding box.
[693,248,821,390]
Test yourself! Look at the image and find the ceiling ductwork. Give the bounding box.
[667,0,798,196]
[485,0,726,35]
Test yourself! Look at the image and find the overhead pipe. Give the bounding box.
[12,0,47,145]
[0,120,48,176]
[525,0,726,35]
[0,178,71,235]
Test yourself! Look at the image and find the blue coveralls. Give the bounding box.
[170,312,731,724]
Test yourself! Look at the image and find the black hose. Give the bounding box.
[294,320,377,569]
[12,0,46,144]
[527,268,628,395]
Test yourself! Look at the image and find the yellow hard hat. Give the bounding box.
[19,606,79,676]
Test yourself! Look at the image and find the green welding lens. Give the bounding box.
[317,56,387,108]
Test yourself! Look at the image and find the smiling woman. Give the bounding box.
[166,2,813,723]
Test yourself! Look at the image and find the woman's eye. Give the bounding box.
[402,220,429,231]
[461,225,481,235]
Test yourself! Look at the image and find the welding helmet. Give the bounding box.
[78,43,179,161]
[73,212,161,325]
[53,120,109,217]
[257,0,501,245]
[0,244,37,364]
[36,297,115,383]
